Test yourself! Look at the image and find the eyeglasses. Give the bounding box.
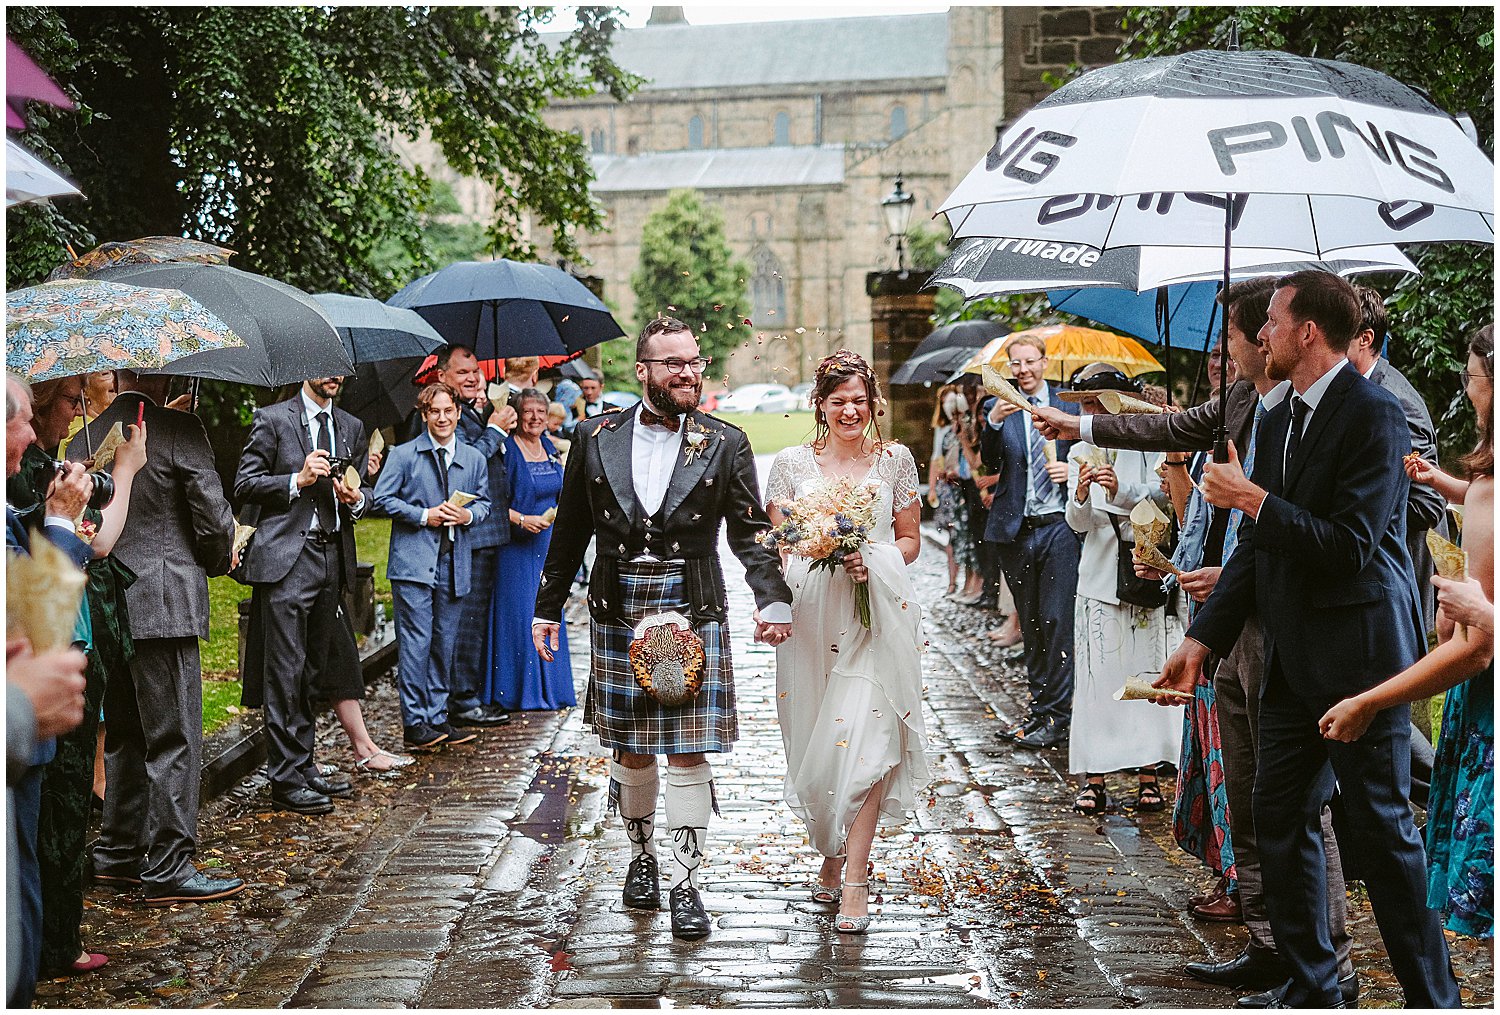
[639,356,712,375]
[1008,358,1045,370]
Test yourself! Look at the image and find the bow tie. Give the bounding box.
[639,408,682,432]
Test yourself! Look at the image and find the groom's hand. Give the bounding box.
[758,621,792,647]
[533,621,560,662]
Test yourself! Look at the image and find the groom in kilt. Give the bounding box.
[534,317,793,940]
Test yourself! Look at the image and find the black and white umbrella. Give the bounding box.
[937,45,1493,455]
[939,49,1493,255]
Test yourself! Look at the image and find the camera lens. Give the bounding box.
[88,471,115,511]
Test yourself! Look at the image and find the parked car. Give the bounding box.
[699,385,731,412]
[790,381,813,408]
[715,383,801,414]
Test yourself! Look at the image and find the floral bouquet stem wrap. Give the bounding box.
[759,476,879,629]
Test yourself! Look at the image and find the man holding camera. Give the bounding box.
[68,370,240,905]
[234,376,369,814]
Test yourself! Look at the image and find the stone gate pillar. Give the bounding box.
[866,270,936,478]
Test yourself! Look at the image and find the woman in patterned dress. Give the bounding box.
[766,351,930,933]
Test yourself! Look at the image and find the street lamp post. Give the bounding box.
[880,174,916,274]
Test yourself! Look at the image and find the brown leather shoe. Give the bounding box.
[1191,890,1243,923]
[1190,875,1229,907]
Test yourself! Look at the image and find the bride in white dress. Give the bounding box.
[762,350,930,932]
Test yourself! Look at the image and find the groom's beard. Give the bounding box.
[646,374,701,417]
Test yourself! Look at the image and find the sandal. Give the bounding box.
[813,855,844,903]
[356,750,415,775]
[835,881,871,934]
[1135,778,1166,812]
[1073,782,1107,816]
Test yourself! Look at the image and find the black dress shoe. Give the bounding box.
[271,786,334,815]
[1186,947,1289,989]
[306,775,353,799]
[144,872,246,907]
[453,704,511,727]
[435,722,478,745]
[998,716,1045,742]
[622,853,661,910]
[92,867,142,888]
[669,884,711,941]
[1235,976,1355,1009]
[403,723,448,751]
[1014,721,1068,749]
[965,596,999,610]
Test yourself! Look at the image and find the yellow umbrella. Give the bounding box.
[959,324,1163,382]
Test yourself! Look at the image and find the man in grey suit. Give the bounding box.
[234,376,368,815]
[67,370,242,906]
[374,383,491,752]
[1347,285,1449,632]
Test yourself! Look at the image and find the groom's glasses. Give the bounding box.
[639,357,712,375]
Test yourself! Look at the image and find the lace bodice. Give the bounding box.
[765,442,920,543]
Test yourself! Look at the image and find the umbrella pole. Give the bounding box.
[1214,196,1232,464]
[1155,287,1173,405]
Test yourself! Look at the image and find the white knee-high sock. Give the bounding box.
[665,762,714,890]
[612,760,659,860]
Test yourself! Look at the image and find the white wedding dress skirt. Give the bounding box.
[768,444,931,858]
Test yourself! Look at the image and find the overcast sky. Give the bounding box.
[546,3,952,30]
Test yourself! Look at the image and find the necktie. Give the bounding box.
[1285,395,1308,477]
[435,447,453,545]
[1221,400,1265,564]
[313,411,336,531]
[639,407,681,431]
[1026,396,1054,508]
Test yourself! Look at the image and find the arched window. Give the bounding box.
[773,111,791,147]
[589,128,607,154]
[688,115,704,149]
[749,244,787,325]
[890,105,908,141]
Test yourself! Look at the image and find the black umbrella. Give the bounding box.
[890,346,985,386]
[91,262,354,387]
[541,356,598,382]
[311,292,447,363]
[338,356,425,433]
[388,259,626,359]
[908,319,1008,360]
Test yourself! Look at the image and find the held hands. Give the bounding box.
[45,462,91,520]
[1031,405,1080,442]
[1318,695,1377,743]
[752,609,792,647]
[534,622,560,662]
[296,449,332,490]
[1152,638,1210,704]
[1200,440,1262,513]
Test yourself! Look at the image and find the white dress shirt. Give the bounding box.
[1282,358,1349,465]
[288,389,365,529]
[633,401,685,518]
[417,434,470,530]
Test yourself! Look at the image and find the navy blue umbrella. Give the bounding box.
[1047,283,1223,353]
[388,260,626,359]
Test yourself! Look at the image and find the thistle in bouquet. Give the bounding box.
[758,477,879,628]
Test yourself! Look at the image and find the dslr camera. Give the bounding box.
[53,461,115,511]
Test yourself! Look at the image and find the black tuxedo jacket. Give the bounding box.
[534,407,792,624]
[232,396,368,588]
[1188,365,1424,706]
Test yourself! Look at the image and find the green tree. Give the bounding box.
[5,6,641,298]
[1119,6,1494,462]
[630,189,751,374]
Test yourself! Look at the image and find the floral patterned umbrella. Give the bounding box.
[6,279,245,383]
[47,236,235,282]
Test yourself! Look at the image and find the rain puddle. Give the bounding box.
[890,969,991,999]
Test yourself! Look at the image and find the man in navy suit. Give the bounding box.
[374,382,491,752]
[1158,271,1459,1009]
[979,334,1079,749]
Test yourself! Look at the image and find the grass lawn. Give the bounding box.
[199,518,394,735]
[727,410,817,456]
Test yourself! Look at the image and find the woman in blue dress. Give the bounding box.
[484,388,577,711]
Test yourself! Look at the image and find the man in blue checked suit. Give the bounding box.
[374,382,490,753]
[979,333,1079,750]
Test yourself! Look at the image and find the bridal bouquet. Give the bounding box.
[759,476,879,628]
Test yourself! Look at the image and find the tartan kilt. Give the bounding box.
[586,559,736,754]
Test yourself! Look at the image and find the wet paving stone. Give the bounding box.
[37,508,1496,1008]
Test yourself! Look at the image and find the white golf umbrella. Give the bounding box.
[6,138,81,207]
[937,45,1493,455]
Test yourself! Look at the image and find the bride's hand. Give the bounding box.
[841,550,868,584]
